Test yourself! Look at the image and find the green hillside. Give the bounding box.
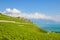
[0,13,60,40]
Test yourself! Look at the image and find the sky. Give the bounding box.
[0,0,60,22]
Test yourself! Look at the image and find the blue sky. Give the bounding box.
[0,0,60,15]
[0,0,60,22]
[0,0,60,32]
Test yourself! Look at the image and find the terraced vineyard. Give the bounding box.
[0,13,60,40]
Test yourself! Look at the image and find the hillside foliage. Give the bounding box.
[0,13,60,40]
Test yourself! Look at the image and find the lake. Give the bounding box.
[40,24,60,32]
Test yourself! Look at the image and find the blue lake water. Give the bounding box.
[30,19,60,32]
[40,24,60,32]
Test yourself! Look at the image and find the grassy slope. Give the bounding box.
[0,13,31,23]
[0,13,60,40]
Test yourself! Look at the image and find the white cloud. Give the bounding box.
[6,8,11,12]
[3,8,52,19]
[0,8,60,22]
[21,13,52,19]
[6,8,21,13]
[51,15,60,22]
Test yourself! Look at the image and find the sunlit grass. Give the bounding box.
[0,13,60,40]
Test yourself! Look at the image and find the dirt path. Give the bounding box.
[0,20,28,24]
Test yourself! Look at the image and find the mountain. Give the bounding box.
[0,13,60,40]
